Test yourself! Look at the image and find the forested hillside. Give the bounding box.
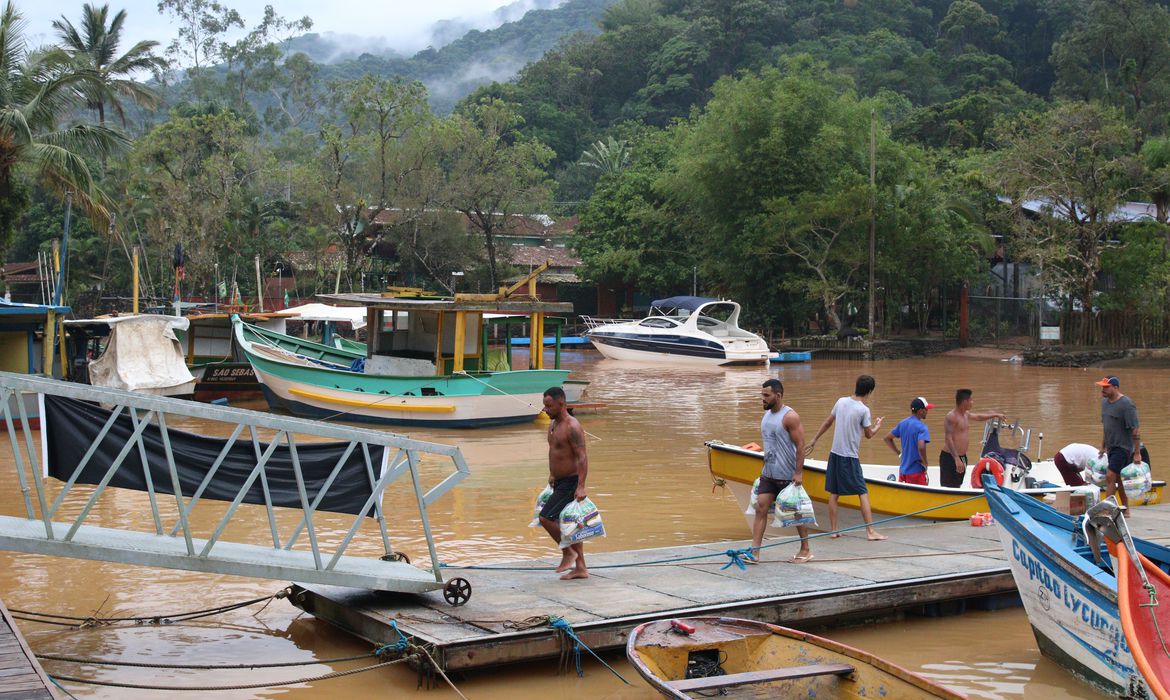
[19,0,1170,342]
[462,0,1170,339]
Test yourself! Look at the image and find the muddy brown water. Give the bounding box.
[3,351,1152,698]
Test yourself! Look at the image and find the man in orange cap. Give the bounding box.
[1097,376,1141,508]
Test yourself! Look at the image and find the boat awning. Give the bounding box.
[317,294,573,315]
[0,300,70,318]
[651,296,718,312]
[281,303,368,329]
[65,314,190,332]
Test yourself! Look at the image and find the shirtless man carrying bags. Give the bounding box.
[941,389,1008,488]
[537,386,590,580]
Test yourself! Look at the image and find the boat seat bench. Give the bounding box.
[667,663,855,691]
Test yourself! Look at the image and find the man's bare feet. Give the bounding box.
[829,533,841,539]
[559,569,589,580]
[867,530,888,541]
[555,550,577,573]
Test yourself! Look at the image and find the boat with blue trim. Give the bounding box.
[982,477,1170,697]
[584,297,770,366]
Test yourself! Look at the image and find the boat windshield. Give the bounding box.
[639,317,681,328]
[695,304,737,327]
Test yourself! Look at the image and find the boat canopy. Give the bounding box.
[651,296,719,312]
[282,303,367,330]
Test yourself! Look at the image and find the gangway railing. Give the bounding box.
[0,372,471,599]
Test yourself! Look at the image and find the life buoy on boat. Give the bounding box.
[970,457,1005,488]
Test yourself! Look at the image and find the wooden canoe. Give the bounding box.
[1118,546,1170,700]
[626,617,966,699]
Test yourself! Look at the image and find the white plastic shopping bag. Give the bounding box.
[744,477,776,515]
[559,497,606,548]
[773,483,816,528]
[528,484,554,527]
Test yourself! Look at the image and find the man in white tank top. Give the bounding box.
[749,378,812,563]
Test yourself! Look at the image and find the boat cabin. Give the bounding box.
[0,300,70,378]
[318,294,573,378]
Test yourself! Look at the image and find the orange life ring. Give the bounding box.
[970,457,1005,488]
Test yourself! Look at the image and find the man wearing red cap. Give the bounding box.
[1097,376,1141,508]
[941,389,1009,488]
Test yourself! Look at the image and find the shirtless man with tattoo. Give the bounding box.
[537,386,590,580]
[941,389,1008,488]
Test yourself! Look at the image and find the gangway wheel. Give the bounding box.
[381,551,411,564]
[443,577,472,606]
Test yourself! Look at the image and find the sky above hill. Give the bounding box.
[24,0,541,58]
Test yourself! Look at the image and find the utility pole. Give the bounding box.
[867,109,876,339]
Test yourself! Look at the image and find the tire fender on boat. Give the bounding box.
[971,457,1005,488]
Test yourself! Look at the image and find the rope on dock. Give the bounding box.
[549,616,631,685]
[440,493,989,572]
[11,587,291,629]
[48,654,416,692]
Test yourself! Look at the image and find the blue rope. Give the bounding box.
[549,616,630,684]
[47,676,81,700]
[439,493,987,572]
[721,548,755,570]
[374,620,410,656]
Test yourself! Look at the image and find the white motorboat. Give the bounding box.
[583,296,770,366]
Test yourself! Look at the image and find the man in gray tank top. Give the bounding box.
[749,378,812,563]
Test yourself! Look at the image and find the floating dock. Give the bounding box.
[0,598,58,699]
[293,505,1170,672]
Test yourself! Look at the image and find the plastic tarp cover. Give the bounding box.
[43,395,387,516]
[282,303,367,330]
[87,315,196,391]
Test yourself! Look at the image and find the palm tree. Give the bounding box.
[0,2,125,252]
[52,3,166,125]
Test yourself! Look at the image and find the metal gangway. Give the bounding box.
[0,372,473,603]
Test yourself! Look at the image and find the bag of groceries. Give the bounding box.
[559,497,606,548]
[1121,462,1152,497]
[744,477,776,515]
[1087,455,1109,486]
[528,484,554,527]
[773,483,816,528]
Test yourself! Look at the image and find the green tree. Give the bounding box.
[988,102,1137,344]
[0,2,124,256]
[52,4,167,126]
[219,5,312,115]
[157,0,243,99]
[1051,0,1170,136]
[309,76,434,289]
[129,109,268,294]
[575,126,696,293]
[444,98,554,287]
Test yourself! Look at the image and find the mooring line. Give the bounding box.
[12,588,290,628]
[49,655,415,692]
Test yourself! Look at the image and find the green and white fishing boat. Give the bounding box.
[235,281,574,427]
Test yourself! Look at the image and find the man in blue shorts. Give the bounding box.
[807,375,886,540]
[1097,376,1141,509]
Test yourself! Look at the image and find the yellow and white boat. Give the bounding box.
[626,616,966,699]
[706,440,1164,533]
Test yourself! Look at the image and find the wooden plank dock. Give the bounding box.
[292,503,1170,672]
[0,597,58,700]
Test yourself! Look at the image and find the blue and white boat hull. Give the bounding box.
[985,484,1153,697]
